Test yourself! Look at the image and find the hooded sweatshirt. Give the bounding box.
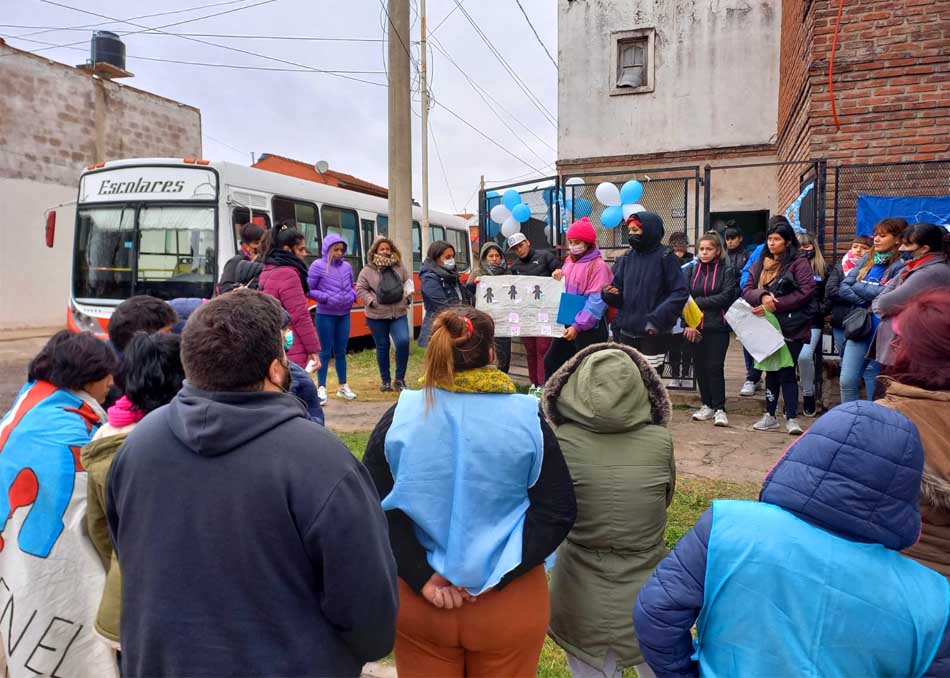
[602,212,689,337]
[634,401,950,677]
[543,344,674,670]
[105,383,398,678]
[561,246,613,332]
[307,233,357,316]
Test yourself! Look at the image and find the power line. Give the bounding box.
[513,0,557,69]
[429,0,464,35]
[1,26,388,42]
[27,0,389,87]
[450,0,557,128]
[429,120,457,212]
[203,133,248,156]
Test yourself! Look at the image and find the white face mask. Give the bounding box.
[443,257,456,269]
[569,244,586,256]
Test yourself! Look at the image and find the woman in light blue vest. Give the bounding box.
[362,307,576,677]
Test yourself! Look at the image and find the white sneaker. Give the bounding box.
[740,381,758,397]
[317,385,328,404]
[692,405,715,421]
[786,418,804,436]
[753,414,780,431]
[336,384,358,400]
[714,410,729,427]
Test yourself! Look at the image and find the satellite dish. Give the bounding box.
[315,160,329,175]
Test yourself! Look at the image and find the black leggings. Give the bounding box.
[667,333,693,379]
[691,331,730,411]
[543,319,609,382]
[765,340,804,419]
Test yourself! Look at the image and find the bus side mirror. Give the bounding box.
[45,211,56,248]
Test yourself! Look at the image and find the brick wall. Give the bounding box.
[0,41,201,187]
[776,0,815,213]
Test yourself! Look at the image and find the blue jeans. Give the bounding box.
[833,327,846,357]
[315,313,351,387]
[367,316,410,384]
[797,328,823,397]
[840,337,880,402]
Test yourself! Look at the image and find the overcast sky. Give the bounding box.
[3,0,558,214]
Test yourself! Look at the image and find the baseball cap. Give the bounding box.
[506,233,528,250]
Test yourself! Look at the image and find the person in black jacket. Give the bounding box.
[362,306,576,677]
[724,227,750,274]
[419,240,473,347]
[602,212,689,366]
[796,233,827,417]
[508,232,562,387]
[684,233,739,427]
[106,289,397,678]
[216,222,265,295]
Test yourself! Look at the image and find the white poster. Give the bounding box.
[475,275,566,338]
[725,299,787,362]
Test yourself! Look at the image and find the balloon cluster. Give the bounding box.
[562,177,592,223]
[595,180,646,229]
[490,189,532,237]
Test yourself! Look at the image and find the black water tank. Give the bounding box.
[91,31,125,70]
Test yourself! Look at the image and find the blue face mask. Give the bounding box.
[284,329,294,351]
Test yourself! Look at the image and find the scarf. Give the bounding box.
[420,367,516,394]
[72,389,109,425]
[758,256,781,289]
[873,251,892,265]
[107,395,146,427]
[373,252,399,269]
[902,252,942,278]
[481,262,509,276]
[265,249,310,293]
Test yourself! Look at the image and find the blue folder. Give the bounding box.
[557,292,586,327]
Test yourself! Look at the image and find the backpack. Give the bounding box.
[377,267,404,305]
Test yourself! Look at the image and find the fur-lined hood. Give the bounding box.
[542,342,671,432]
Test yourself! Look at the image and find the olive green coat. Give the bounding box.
[542,343,675,670]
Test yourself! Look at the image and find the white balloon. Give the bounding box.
[490,204,511,224]
[622,203,646,219]
[565,177,584,186]
[500,216,521,237]
[595,182,621,207]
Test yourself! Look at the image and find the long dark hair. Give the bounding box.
[262,220,305,260]
[762,220,800,266]
[426,240,455,265]
[116,332,185,413]
[903,222,950,257]
[28,331,117,391]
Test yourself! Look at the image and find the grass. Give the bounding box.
[337,432,758,677]
[322,344,427,402]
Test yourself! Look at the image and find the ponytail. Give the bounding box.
[262,219,304,260]
[423,307,495,409]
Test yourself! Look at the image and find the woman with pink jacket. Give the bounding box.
[543,218,614,380]
[259,222,321,369]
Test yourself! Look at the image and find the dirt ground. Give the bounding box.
[2,332,797,487]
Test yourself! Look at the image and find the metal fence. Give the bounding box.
[831,159,950,257]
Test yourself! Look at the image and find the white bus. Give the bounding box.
[57,157,472,338]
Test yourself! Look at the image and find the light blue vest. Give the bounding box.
[382,389,544,595]
[696,500,950,678]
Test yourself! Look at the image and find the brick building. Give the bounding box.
[0,40,201,328]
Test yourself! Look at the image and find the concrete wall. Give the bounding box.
[0,42,202,329]
[558,0,781,163]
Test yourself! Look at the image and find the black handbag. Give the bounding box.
[842,307,873,341]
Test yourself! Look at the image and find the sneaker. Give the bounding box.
[786,418,804,436]
[740,380,758,397]
[714,410,729,427]
[802,396,816,417]
[393,379,406,392]
[753,414,780,431]
[380,382,393,392]
[317,385,328,404]
[336,384,358,400]
[692,405,715,421]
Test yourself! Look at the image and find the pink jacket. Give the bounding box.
[562,248,614,332]
[260,264,321,366]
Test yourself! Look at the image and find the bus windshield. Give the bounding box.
[73,204,216,301]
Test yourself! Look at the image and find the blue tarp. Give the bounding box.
[856,195,950,236]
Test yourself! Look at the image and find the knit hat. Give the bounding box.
[566,217,597,245]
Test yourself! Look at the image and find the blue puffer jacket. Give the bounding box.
[634,401,950,678]
[837,253,904,308]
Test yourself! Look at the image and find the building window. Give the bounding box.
[611,29,655,96]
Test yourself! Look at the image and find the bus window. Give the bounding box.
[412,221,422,270]
[322,205,363,271]
[273,197,321,266]
[430,225,445,243]
[361,218,376,262]
[231,207,270,249]
[376,214,388,236]
[74,205,136,300]
[136,205,216,299]
[447,228,471,271]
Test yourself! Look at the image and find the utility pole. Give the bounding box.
[387,0,414,344]
[419,0,431,256]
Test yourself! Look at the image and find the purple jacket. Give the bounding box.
[308,234,357,316]
[260,264,321,367]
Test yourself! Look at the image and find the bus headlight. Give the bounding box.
[71,305,102,333]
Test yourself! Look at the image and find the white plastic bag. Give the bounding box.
[725,299,787,362]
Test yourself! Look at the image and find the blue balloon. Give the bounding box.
[620,180,643,205]
[512,203,531,223]
[503,189,522,210]
[567,197,592,219]
[486,190,500,199]
[601,205,623,229]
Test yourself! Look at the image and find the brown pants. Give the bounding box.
[394,567,549,678]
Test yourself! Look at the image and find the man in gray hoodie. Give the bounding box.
[106,289,397,678]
